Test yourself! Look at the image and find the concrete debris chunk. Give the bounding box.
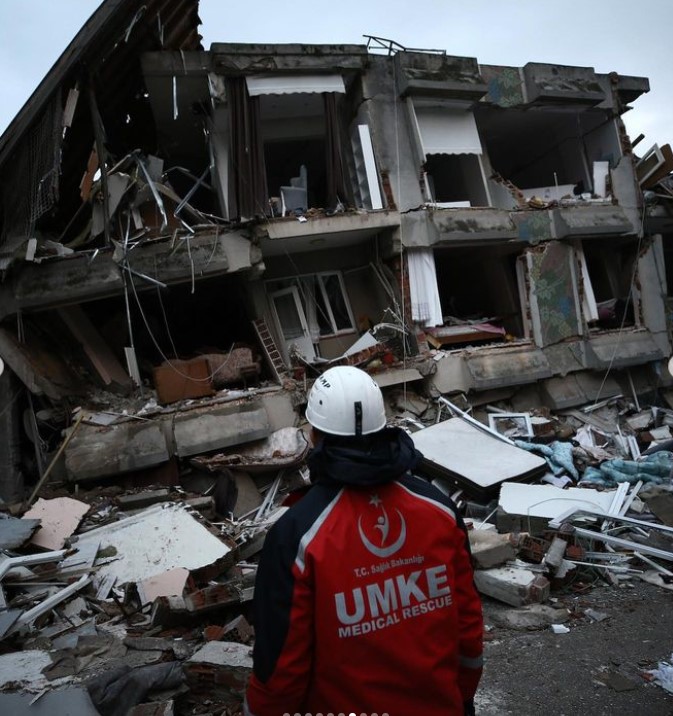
[117,489,172,511]
[490,604,569,631]
[473,566,550,607]
[468,530,520,569]
[185,641,252,704]
[585,608,610,622]
[221,614,254,644]
[23,497,89,550]
[595,668,640,692]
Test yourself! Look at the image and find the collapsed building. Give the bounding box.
[0,0,671,502]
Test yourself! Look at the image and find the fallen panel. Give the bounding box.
[0,649,52,690]
[173,401,270,457]
[0,514,40,550]
[412,418,546,498]
[23,497,89,550]
[499,482,615,521]
[0,688,100,715]
[73,503,232,586]
[65,421,170,481]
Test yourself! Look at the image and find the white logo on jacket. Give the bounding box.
[334,564,453,637]
[358,493,406,558]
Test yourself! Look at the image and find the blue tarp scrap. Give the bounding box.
[580,451,673,488]
[514,440,579,480]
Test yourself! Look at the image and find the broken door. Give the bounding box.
[269,287,316,361]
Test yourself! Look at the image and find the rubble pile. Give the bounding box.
[0,426,309,715]
[2,388,673,711]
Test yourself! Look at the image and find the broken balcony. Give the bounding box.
[476,104,627,214]
[420,244,524,349]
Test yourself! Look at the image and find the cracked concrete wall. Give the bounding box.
[611,155,642,235]
[636,236,671,356]
[361,55,424,212]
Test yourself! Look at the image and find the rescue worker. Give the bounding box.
[245,365,483,716]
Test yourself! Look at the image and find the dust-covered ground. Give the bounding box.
[475,581,673,715]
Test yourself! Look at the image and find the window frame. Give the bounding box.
[267,270,356,339]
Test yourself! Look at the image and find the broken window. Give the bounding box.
[408,99,489,207]
[432,245,523,343]
[219,75,352,220]
[476,107,622,202]
[267,271,356,360]
[581,239,637,329]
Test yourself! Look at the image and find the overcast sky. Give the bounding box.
[1,0,671,150]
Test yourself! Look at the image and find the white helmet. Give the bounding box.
[305,366,386,436]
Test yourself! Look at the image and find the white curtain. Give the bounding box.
[407,248,443,327]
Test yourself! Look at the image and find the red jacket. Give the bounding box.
[246,430,483,716]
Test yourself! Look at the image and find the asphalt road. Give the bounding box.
[476,580,673,715]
